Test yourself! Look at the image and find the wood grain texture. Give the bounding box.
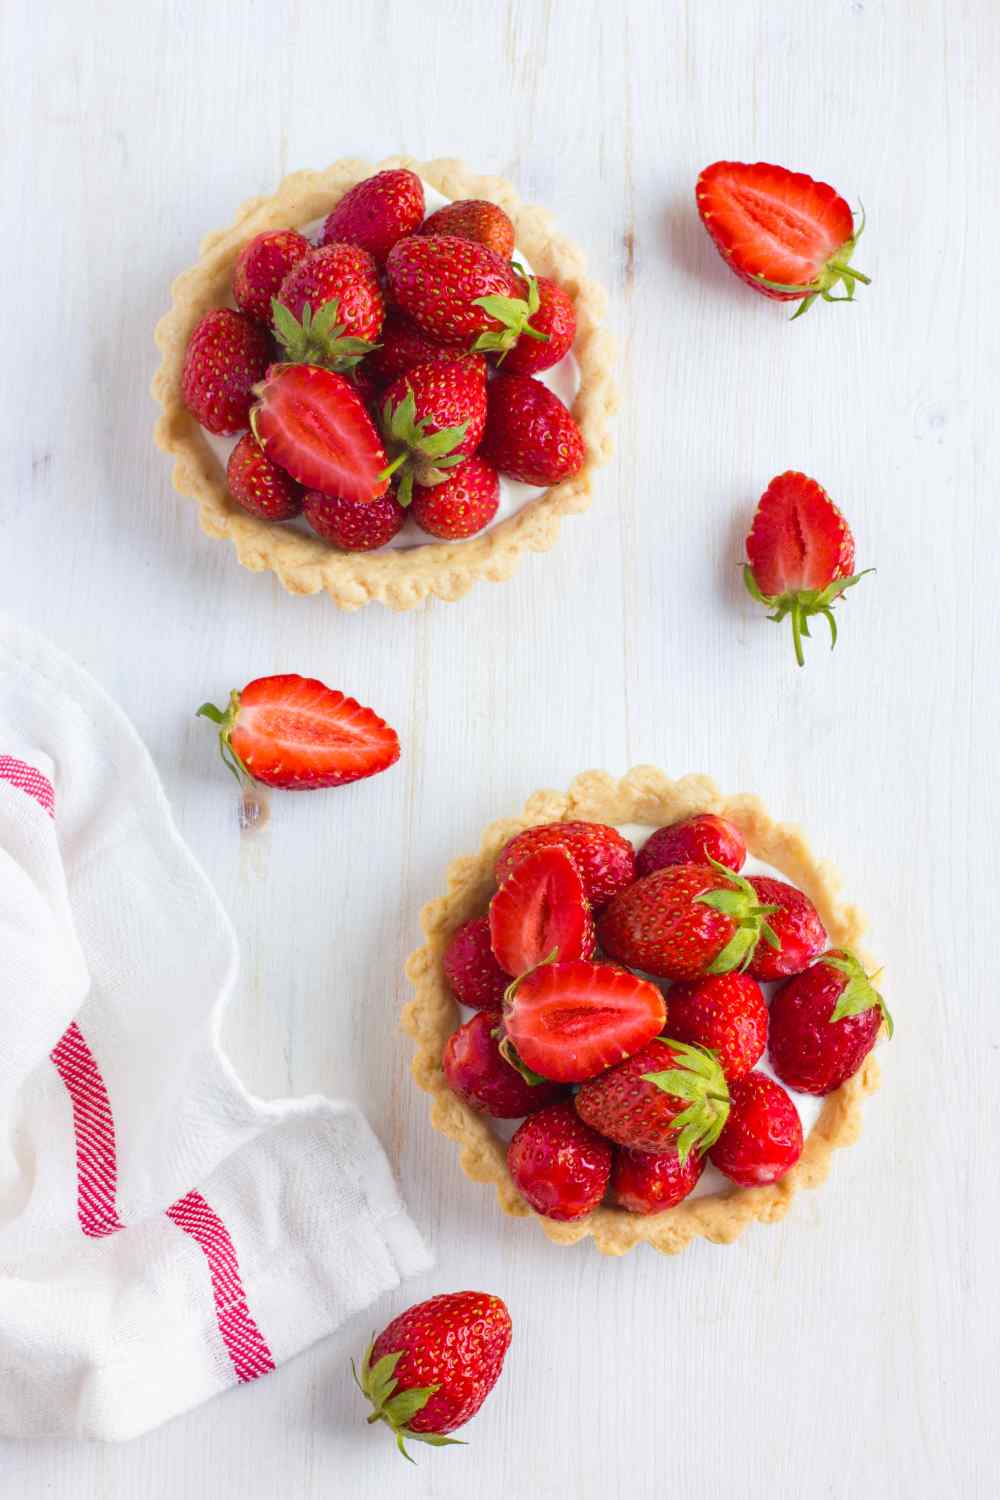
[1,0,997,1495]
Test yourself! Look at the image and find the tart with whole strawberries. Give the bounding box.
[152,156,616,611]
[403,767,890,1256]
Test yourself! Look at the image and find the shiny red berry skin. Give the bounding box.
[442,916,509,1015]
[611,1145,705,1214]
[636,814,747,877]
[302,490,406,550]
[500,275,576,376]
[443,1012,565,1118]
[277,243,384,343]
[410,456,500,540]
[495,820,636,911]
[507,1102,611,1220]
[226,433,303,521]
[369,1291,511,1436]
[745,877,827,980]
[233,229,311,324]
[709,1072,803,1186]
[480,373,585,488]
[181,308,270,435]
[320,169,425,267]
[364,310,469,391]
[768,956,884,1095]
[666,973,768,1081]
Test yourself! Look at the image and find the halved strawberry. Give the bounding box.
[197,673,400,791]
[488,846,594,978]
[503,959,666,1084]
[696,160,870,319]
[250,364,390,504]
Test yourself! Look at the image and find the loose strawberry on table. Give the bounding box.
[355,1290,511,1460]
[768,950,892,1095]
[480,373,585,487]
[502,959,666,1084]
[302,489,407,551]
[250,363,390,504]
[708,1072,803,1187]
[488,845,595,977]
[495,820,636,910]
[507,1101,612,1220]
[695,160,870,319]
[233,229,311,324]
[611,1143,706,1215]
[666,973,768,1081]
[442,916,510,1015]
[410,456,500,540]
[226,432,303,521]
[197,673,399,791]
[574,1038,731,1157]
[320,168,425,267]
[636,813,747,877]
[443,1011,565,1118]
[181,307,270,435]
[419,199,516,259]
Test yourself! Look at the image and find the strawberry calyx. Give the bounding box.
[378,387,470,507]
[352,1338,464,1462]
[196,690,253,787]
[271,297,377,373]
[695,854,781,973]
[472,266,550,357]
[496,1032,551,1086]
[753,208,872,320]
[743,563,874,667]
[641,1040,731,1162]
[823,950,894,1037]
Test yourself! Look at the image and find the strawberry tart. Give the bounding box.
[403,767,890,1256]
[152,156,616,611]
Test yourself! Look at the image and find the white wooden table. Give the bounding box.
[2,1,997,1495]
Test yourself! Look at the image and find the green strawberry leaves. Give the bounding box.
[744,563,875,667]
[196,691,254,788]
[642,1040,730,1163]
[695,855,780,973]
[824,951,894,1037]
[754,207,871,320]
[378,387,469,507]
[497,1034,550,1086]
[272,297,377,373]
[472,266,549,356]
[352,1339,465,1463]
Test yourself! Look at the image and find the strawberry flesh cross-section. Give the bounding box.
[488,845,595,978]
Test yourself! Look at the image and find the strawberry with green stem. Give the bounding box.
[575,1038,731,1159]
[768,949,893,1095]
[271,297,378,375]
[378,358,487,508]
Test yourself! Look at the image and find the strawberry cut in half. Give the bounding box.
[250,364,391,504]
[744,472,872,666]
[197,673,400,791]
[502,958,666,1084]
[696,160,870,319]
[488,845,595,978]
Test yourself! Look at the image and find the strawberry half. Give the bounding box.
[488,846,594,977]
[250,364,390,504]
[696,160,870,319]
[744,472,872,665]
[503,959,666,1084]
[197,673,400,791]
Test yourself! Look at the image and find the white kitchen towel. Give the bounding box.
[0,615,430,1441]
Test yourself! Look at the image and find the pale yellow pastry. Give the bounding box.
[402,767,882,1256]
[151,155,617,611]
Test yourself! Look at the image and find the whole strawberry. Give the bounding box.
[386,234,524,345]
[744,472,871,666]
[575,1038,730,1157]
[507,1101,611,1220]
[744,876,826,980]
[667,973,768,1081]
[380,358,488,507]
[636,814,746,877]
[277,243,384,344]
[499,274,576,375]
[181,308,270,435]
[611,1144,705,1215]
[443,1011,565,1118]
[411,456,500,539]
[768,950,892,1095]
[321,169,425,266]
[495,820,636,910]
[233,229,311,323]
[364,311,469,392]
[226,433,303,521]
[303,490,406,550]
[709,1072,803,1186]
[597,860,781,981]
[355,1290,511,1459]
[420,199,516,259]
[480,374,585,487]
[442,916,509,1014]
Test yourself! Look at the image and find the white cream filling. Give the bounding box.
[206,178,581,549]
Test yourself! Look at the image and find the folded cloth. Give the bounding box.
[0,615,430,1441]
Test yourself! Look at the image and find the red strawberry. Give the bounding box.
[181,308,270,435]
[744,472,871,666]
[250,364,389,504]
[480,374,585,487]
[197,673,399,791]
[768,950,892,1095]
[575,1038,730,1157]
[442,916,509,1014]
[233,229,311,324]
[410,456,499,540]
[500,275,576,376]
[364,311,469,391]
[665,973,768,1081]
[503,959,666,1084]
[443,1011,565,1118]
[226,432,303,521]
[507,1101,611,1220]
[356,1290,511,1458]
[386,234,525,345]
[321,169,425,267]
[495,820,636,911]
[695,160,870,318]
[597,861,781,981]
[302,489,406,550]
[709,1071,803,1186]
[277,244,384,344]
[379,358,488,507]
[744,876,826,980]
[420,200,516,259]
[636,814,746,878]
[611,1144,705,1214]
[488,846,595,978]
